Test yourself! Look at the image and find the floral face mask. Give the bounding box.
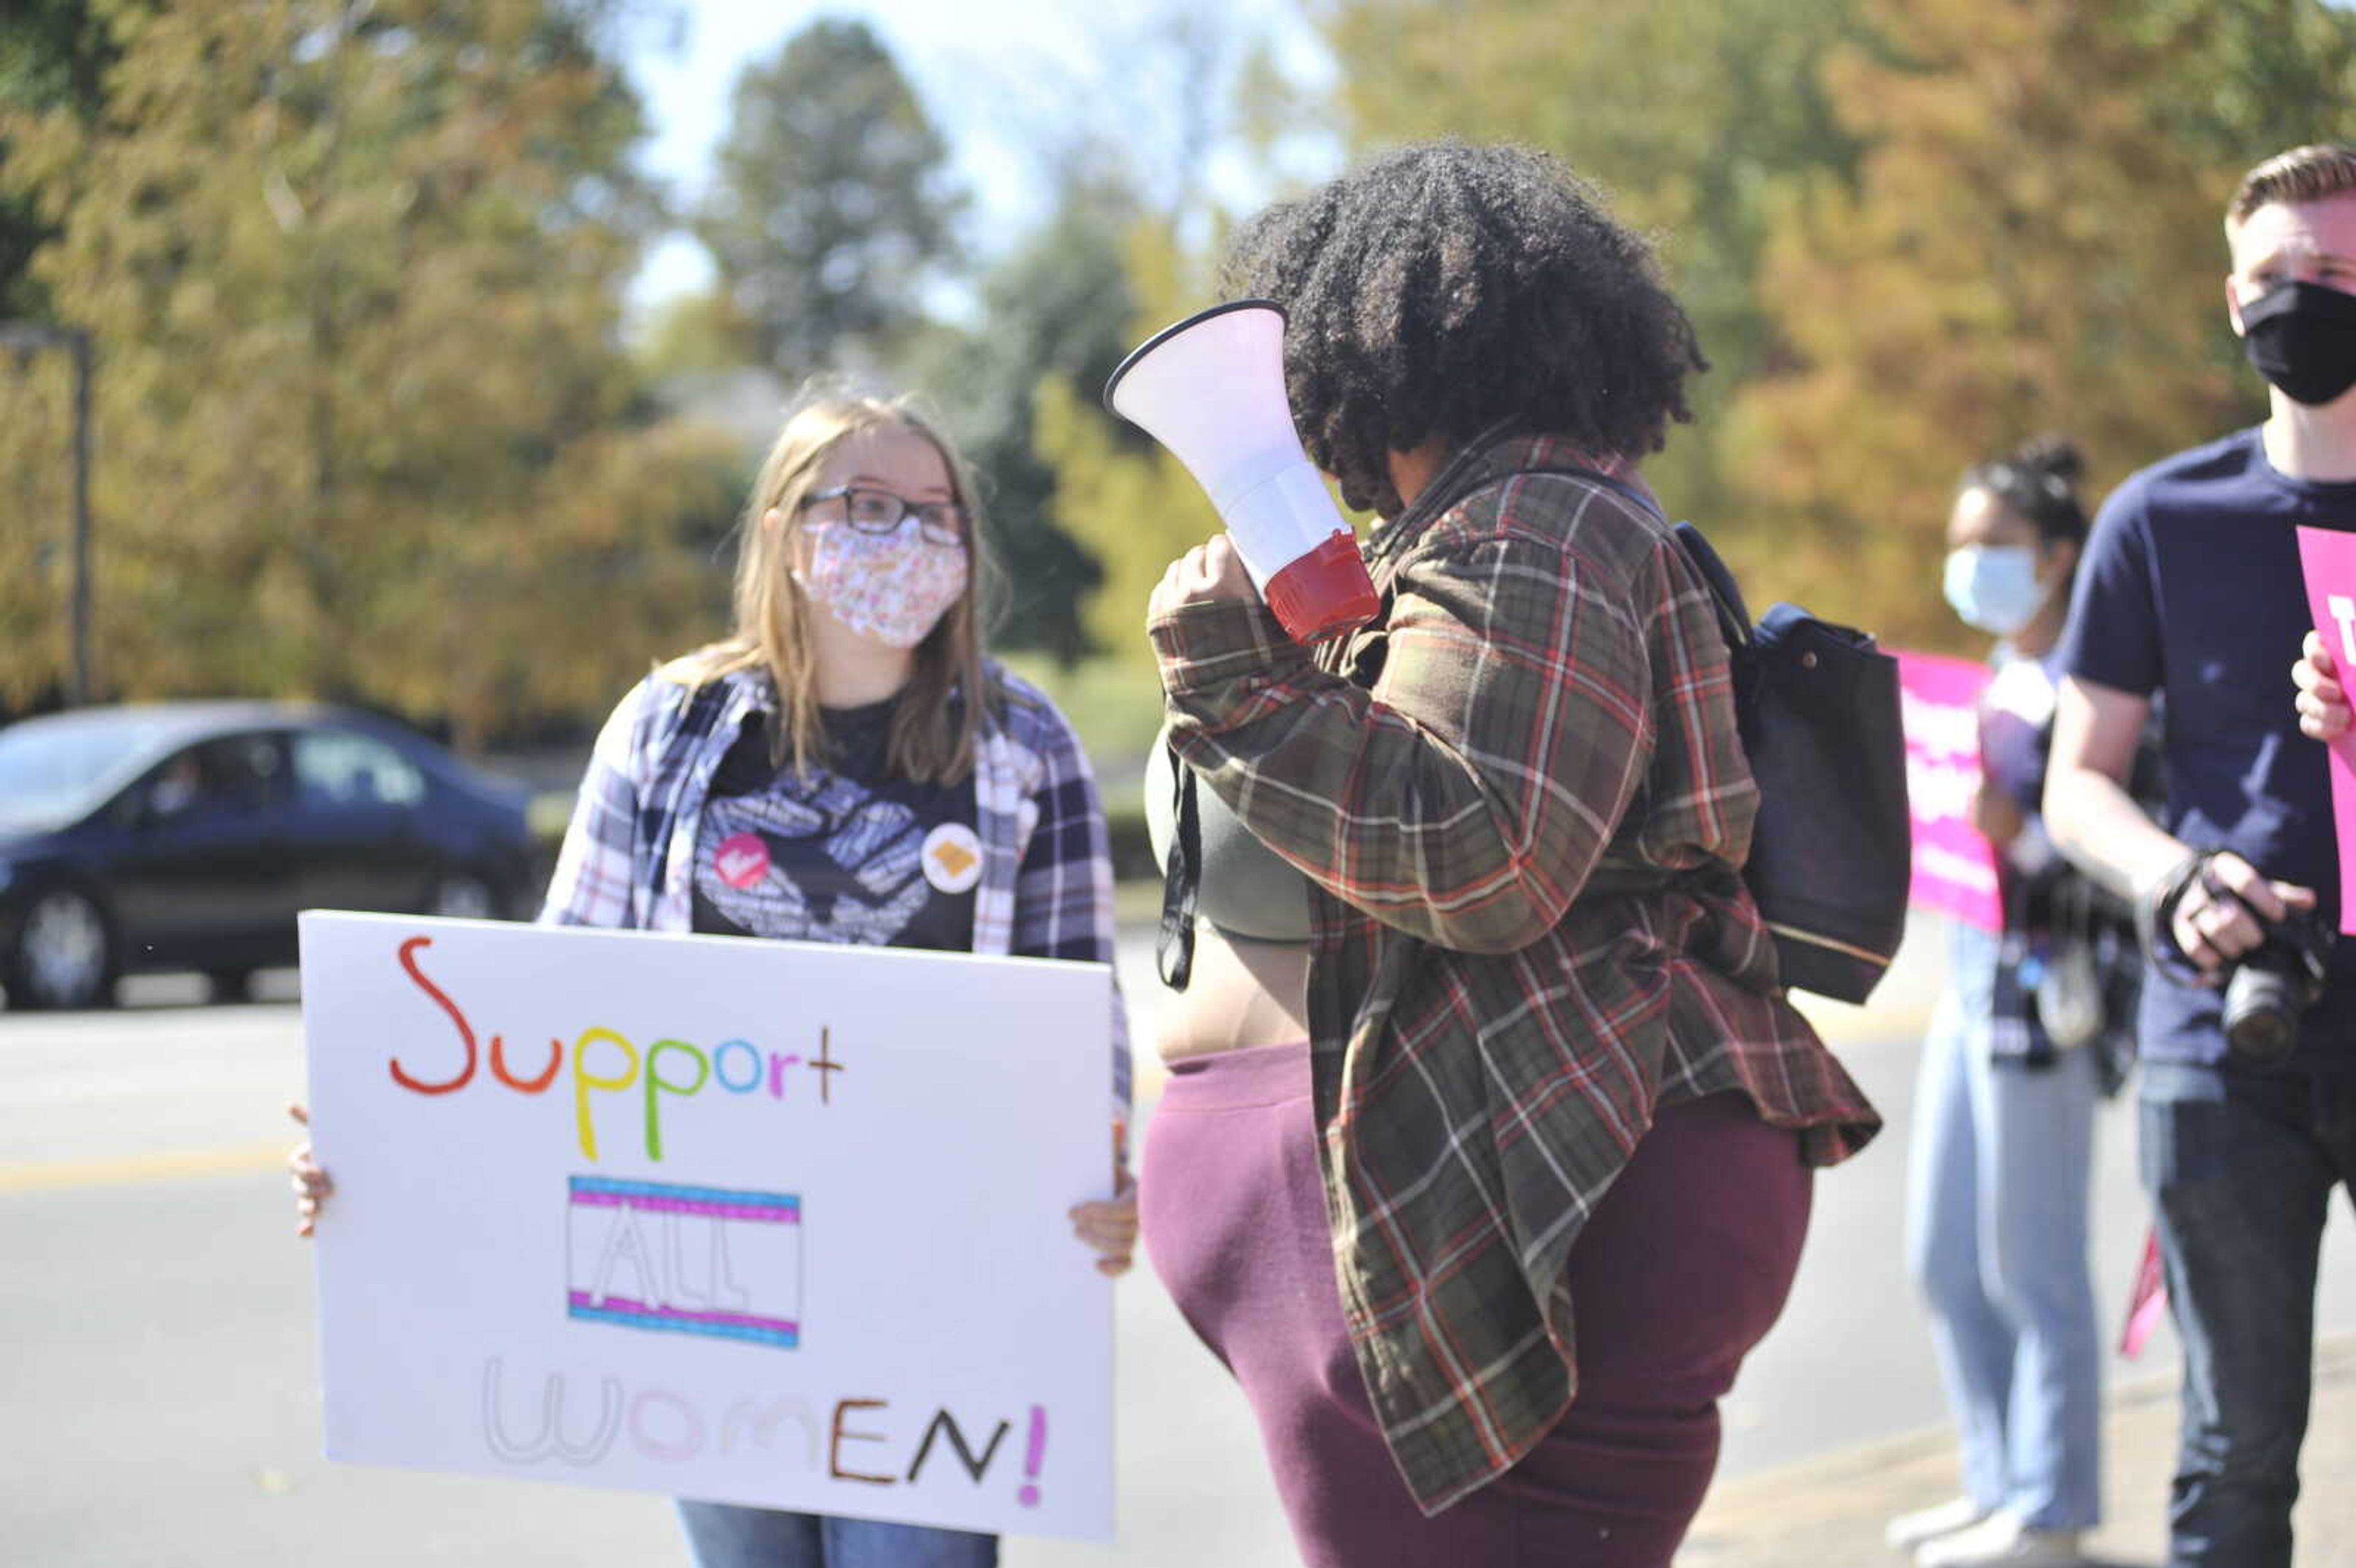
[793,521,969,649]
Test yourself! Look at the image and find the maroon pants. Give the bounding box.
[1141,1040,1812,1568]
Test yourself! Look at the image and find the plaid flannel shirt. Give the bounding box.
[1150,429,1880,1513]
[539,659,1131,1120]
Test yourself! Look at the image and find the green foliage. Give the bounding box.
[633,285,756,381]
[1316,0,1866,525]
[996,647,1166,782]
[0,0,742,745]
[1303,0,2356,656]
[908,169,1147,664]
[693,18,963,380]
[1032,221,1226,675]
[1729,0,2356,653]
[0,0,115,320]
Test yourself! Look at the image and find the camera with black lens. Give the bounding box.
[2220,905,2334,1064]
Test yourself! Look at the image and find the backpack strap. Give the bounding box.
[1669,520,1754,659]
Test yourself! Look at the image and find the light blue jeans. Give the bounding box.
[676,1502,996,1568]
[1904,917,2103,1532]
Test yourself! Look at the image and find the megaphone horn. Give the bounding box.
[1104,301,1379,645]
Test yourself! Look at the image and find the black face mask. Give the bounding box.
[2241,280,2356,407]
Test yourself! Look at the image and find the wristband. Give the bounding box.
[2136,850,2214,982]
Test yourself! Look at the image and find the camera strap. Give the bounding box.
[1155,742,1201,991]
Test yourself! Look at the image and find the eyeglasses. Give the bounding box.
[800,486,967,547]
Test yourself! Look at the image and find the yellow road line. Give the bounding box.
[0,1140,290,1195]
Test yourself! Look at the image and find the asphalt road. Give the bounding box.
[5,934,2355,1567]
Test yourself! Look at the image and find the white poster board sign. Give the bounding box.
[300,912,1115,1541]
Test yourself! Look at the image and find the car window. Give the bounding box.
[0,714,181,827]
[140,734,288,821]
[293,730,427,809]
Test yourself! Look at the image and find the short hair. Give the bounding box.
[2227,144,2356,230]
[1218,141,1707,516]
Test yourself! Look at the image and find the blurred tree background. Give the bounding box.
[691,17,963,380]
[0,0,744,745]
[1727,0,2356,648]
[2,0,2353,756]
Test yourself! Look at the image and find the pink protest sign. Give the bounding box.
[2118,1228,2168,1360]
[2296,527,2356,936]
[1897,650,2003,932]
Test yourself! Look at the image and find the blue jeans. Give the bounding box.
[2139,1059,2356,1568]
[1906,918,2103,1531]
[676,1502,996,1568]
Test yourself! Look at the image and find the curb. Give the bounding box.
[1685,1332,2356,1564]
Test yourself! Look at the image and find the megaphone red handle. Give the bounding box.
[1262,531,1380,644]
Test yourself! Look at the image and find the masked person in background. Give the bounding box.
[1134,140,1881,1568]
[2045,145,2356,1568]
[1891,439,2138,1568]
[291,390,1137,1568]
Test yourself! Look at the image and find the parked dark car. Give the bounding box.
[0,701,542,1009]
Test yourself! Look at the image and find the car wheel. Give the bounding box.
[207,969,255,1004]
[9,888,116,1010]
[429,874,499,921]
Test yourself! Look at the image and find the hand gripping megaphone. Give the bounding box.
[1104,301,1380,645]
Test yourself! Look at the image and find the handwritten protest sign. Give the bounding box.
[2297,527,2356,937]
[1897,650,2002,932]
[300,912,1116,1541]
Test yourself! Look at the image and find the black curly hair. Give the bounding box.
[1960,436,2087,547]
[1218,140,1708,517]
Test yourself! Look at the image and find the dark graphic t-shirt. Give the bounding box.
[691,702,979,953]
[2056,426,2356,1071]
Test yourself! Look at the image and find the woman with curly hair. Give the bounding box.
[1136,141,1882,1567]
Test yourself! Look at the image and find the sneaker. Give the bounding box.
[1914,1511,2084,1567]
[1885,1497,1990,1552]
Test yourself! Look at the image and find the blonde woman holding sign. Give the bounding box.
[291,389,1136,1568]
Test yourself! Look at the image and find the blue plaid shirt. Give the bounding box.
[539,659,1131,1118]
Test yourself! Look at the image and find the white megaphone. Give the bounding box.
[1104,301,1380,645]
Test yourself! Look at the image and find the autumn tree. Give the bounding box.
[0,0,113,320]
[1312,0,1866,525]
[0,0,744,744]
[693,18,963,380]
[1730,0,2356,652]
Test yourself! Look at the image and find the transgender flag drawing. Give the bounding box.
[564,1176,803,1350]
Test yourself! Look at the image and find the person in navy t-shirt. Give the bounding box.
[2045,145,2356,1568]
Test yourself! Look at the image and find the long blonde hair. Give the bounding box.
[688,391,996,785]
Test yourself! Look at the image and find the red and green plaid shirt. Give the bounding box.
[1150,429,1881,1514]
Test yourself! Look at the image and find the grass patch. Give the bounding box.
[996,651,1165,779]
[1114,877,1166,925]
[526,791,576,845]
[999,651,1166,884]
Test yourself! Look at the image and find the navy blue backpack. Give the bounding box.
[1541,468,1913,1002]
